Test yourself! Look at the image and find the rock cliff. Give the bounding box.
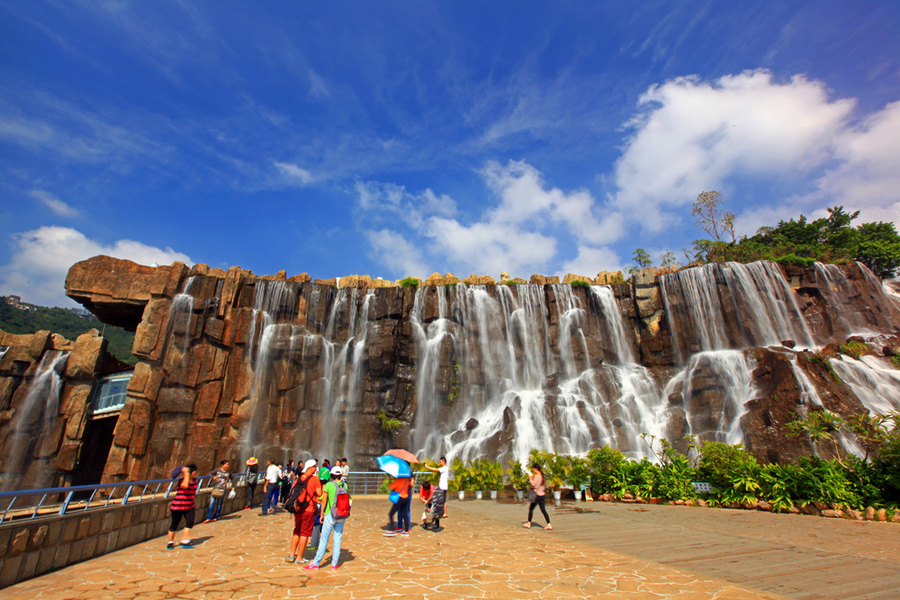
[4,255,900,488]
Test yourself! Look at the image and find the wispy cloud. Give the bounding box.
[30,190,79,218]
[275,161,314,186]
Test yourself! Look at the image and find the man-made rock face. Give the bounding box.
[0,329,129,490]
[8,255,900,488]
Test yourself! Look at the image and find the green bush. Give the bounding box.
[507,460,530,490]
[838,340,868,359]
[586,446,627,493]
[570,280,591,288]
[398,277,420,289]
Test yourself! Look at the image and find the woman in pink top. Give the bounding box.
[523,463,552,530]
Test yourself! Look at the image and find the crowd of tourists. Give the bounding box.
[166,455,552,567]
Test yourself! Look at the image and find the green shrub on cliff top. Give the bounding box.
[398,277,420,289]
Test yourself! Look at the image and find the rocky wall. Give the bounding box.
[0,329,129,490]
[57,255,900,484]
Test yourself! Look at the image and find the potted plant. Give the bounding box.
[483,460,503,499]
[565,455,589,501]
[468,459,485,499]
[545,453,565,501]
[507,460,529,501]
[451,458,468,500]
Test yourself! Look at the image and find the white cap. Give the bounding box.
[303,459,317,472]
[330,466,343,476]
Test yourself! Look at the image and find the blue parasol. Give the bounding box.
[377,454,412,478]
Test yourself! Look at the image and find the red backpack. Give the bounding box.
[330,482,351,519]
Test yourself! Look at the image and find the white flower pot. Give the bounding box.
[573,489,582,502]
[553,490,562,501]
[516,490,525,501]
[458,490,465,501]
[489,490,498,500]
[475,490,483,500]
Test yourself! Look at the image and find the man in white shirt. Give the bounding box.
[424,456,449,530]
[262,458,282,516]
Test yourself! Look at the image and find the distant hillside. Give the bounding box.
[0,298,137,365]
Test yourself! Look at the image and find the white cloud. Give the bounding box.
[308,68,329,99]
[275,161,314,186]
[811,100,900,225]
[30,190,79,218]
[426,216,557,277]
[365,229,428,278]
[612,69,856,230]
[559,246,622,278]
[481,160,622,245]
[0,226,192,307]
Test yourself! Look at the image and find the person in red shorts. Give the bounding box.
[287,459,322,563]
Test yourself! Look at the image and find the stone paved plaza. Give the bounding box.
[4,497,899,599]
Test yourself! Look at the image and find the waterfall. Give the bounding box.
[815,262,900,336]
[831,354,900,414]
[169,276,196,360]
[662,350,757,445]
[409,283,668,464]
[589,285,635,364]
[1,351,70,491]
[660,261,815,362]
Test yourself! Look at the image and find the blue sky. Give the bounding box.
[1,1,899,307]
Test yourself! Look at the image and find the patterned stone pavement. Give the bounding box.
[2,498,784,600]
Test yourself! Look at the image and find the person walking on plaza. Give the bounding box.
[261,458,282,516]
[244,457,259,509]
[523,463,552,530]
[304,466,348,570]
[424,456,449,527]
[287,460,322,563]
[203,459,232,523]
[167,464,198,549]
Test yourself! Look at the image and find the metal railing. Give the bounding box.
[0,471,432,525]
[0,474,246,525]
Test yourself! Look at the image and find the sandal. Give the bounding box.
[522,522,531,528]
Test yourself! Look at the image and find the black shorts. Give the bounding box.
[169,508,195,532]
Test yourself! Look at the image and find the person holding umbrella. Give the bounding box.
[376,452,415,536]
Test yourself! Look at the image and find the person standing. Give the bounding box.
[340,458,349,485]
[244,457,259,509]
[281,460,294,506]
[167,464,198,549]
[523,463,552,530]
[203,460,232,523]
[384,475,411,536]
[303,466,348,570]
[261,458,282,516]
[424,456,449,529]
[287,460,322,562]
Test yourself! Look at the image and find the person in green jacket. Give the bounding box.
[303,466,347,570]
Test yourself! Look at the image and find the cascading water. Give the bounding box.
[0,351,69,491]
[661,350,757,445]
[410,283,667,464]
[240,282,377,462]
[831,354,900,415]
[660,261,814,362]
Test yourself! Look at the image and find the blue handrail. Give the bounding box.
[0,471,434,524]
[0,473,247,525]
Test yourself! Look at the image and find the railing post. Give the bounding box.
[164,481,175,498]
[59,491,75,516]
[121,485,133,505]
